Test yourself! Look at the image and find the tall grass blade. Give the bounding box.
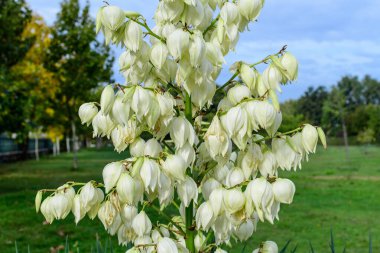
[241,242,248,253]
[330,229,335,253]
[14,241,19,253]
[309,241,315,253]
[96,237,103,253]
[291,245,298,253]
[369,232,372,253]
[342,246,346,253]
[28,245,31,253]
[280,240,292,253]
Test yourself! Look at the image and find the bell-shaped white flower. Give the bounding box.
[150,41,168,69]
[240,63,257,91]
[120,204,138,225]
[266,111,282,137]
[72,195,86,224]
[169,116,198,149]
[259,151,277,177]
[124,20,142,52]
[98,200,121,235]
[205,42,225,66]
[189,32,205,67]
[201,177,222,200]
[241,143,263,179]
[144,138,163,158]
[280,52,298,82]
[194,232,206,252]
[252,241,278,253]
[162,154,187,181]
[221,106,249,150]
[196,201,215,231]
[80,182,98,211]
[234,219,254,241]
[237,0,264,21]
[79,103,98,126]
[223,188,246,214]
[252,100,277,130]
[111,93,130,126]
[131,86,152,121]
[50,193,72,220]
[132,211,152,236]
[117,173,141,205]
[92,112,115,138]
[220,2,240,25]
[272,138,301,171]
[209,187,225,216]
[102,161,123,193]
[176,142,196,167]
[157,237,178,253]
[204,116,231,160]
[226,167,245,188]
[302,124,318,154]
[101,6,126,31]
[100,85,115,115]
[227,85,251,105]
[246,178,274,222]
[177,176,198,207]
[272,178,296,204]
[139,158,160,192]
[167,28,190,59]
[215,248,228,253]
[129,137,146,157]
[262,64,282,92]
[111,125,129,153]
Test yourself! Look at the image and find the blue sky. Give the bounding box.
[27,0,380,100]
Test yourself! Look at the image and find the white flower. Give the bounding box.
[194,232,206,251]
[79,103,98,126]
[40,196,54,223]
[266,111,282,137]
[170,116,198,149]
[92,112,115,138]
[220,2,240,25]
[116,173,141,205]
[251,101,277,130]
[280,52,298,81]
[196,201,215,231]
[80,182,98,211]
[111,125,129,153]
[102,161,123,193]
[144,138,163,158]
[259,151,277,177]
[129,137,146,157]
[234,219,254,241]
[72,195,86,224]
[124,20,142,52]
[302,124,318,154]
[177,176,198,207]
[150,41,168,69]
[205,42,225,66]
[237,0,264,21]
[253,241,278,253]
[272,138,301,171]
[204,116,231,159]
[209,188,224,216]
[100,85,115,115]
[35,191,42,213]
[157,237,178,253]
[272,178,296,204]
[50,193,72,220]
[131,86,152,121]
[239,63,257,91]
[101,6,126,31]
[139,158,160,192]
[189,32,206,67]
[246,178,274,222]
[227,85,251,105]
[167,28,190,59]
[262,64,282,92]
[215,248,228,253]
[98,200,121,235]
[241,143,263,179]
[220,106,249,150]
[201,177,221,200]
[120,204,138,225]
[226,167,245,188]
[162,154,187,181]
[176,142,196,167]
[132,211,152,236]
[223,188,246,214]
[111,93,130,126]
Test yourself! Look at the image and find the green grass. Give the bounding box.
[0,146,379,252]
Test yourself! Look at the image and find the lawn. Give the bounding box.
[0,146,379,252]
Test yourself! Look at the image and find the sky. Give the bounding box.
[27,0,380,101]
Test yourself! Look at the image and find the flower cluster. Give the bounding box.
[36,1,327,253]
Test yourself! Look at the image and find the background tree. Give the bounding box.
[0,0,33,157]
[45,0,114,168]
[296,86,328,126]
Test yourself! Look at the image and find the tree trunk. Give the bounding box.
[71,121,78,169]
[66,136,71,153]
[34,133,39,161]
[53,142,57,156]
[56,137,60,155]
[341,116,349,160]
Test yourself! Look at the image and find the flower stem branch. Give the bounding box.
[128,17,166,43]
[203,14,220,36]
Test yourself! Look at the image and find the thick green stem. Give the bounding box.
[184,93,196,253]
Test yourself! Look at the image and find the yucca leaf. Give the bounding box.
[309,241,315,253]
[28,245,31,253]
[14,241,18,253]
[330,229,335,253]
[280,240,292,253]
[342,246,346,253]
[291,245,298,253]
[241,242,248,253]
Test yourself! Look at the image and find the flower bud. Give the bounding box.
[240,63,257,90]
[79,103,98,126]
[132,211,152,236]
[101,6,126,31]
[131,86,152,121]
[167,28,190,59]
[272,178,296,204]
[302,124,318,154]
[35,191,42,213]
[150,41,168,69]
[162,154,187,181]
[227,85,251,105]
[177,176,198,207]
[100,85,115,115]
[317,127,327,149]
[157,237,178,253]
[103,161,123,193]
